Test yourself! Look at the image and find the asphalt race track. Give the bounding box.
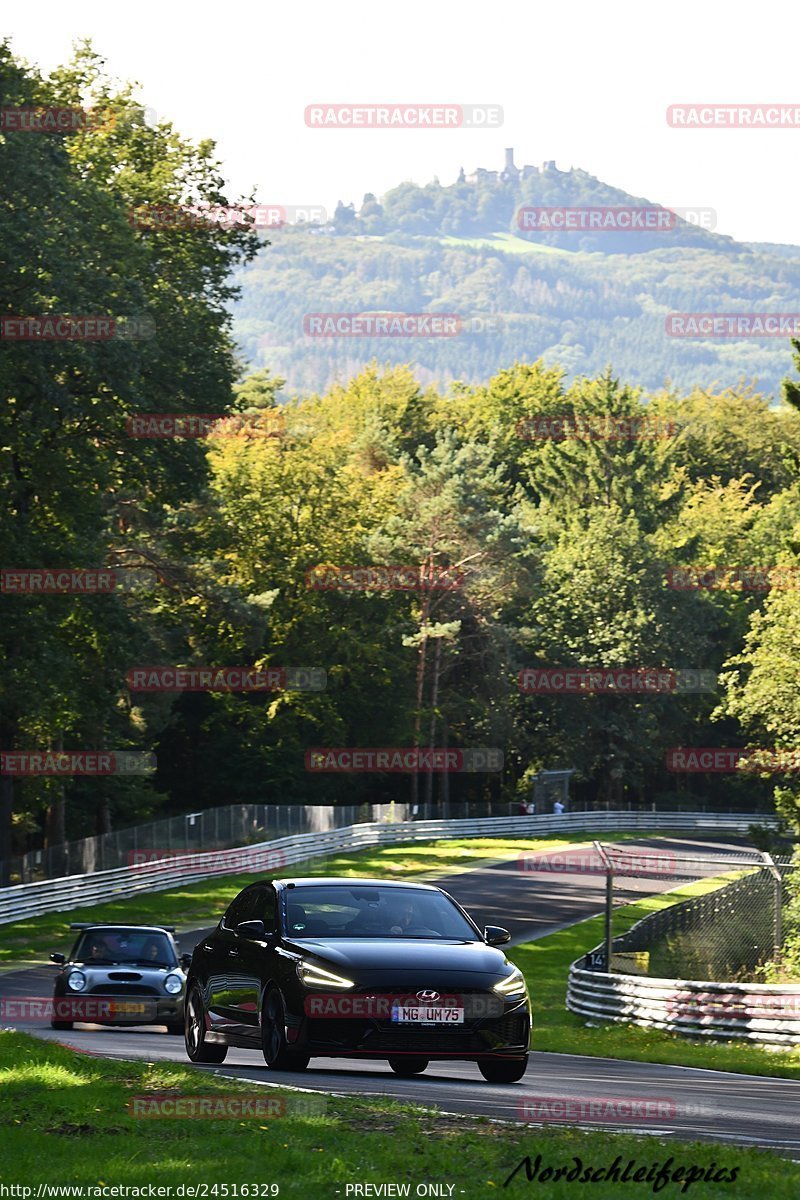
[4,835,800,1153]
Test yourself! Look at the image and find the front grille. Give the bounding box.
[362,1028,484,1053]
[88,984,160,996]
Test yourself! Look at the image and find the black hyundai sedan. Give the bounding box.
[185,878,531,1082]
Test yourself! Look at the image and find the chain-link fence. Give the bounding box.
[584,842,797,983]
[5,797,519,883]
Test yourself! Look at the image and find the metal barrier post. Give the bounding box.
[593,840,614,973]
[760,851,783,959]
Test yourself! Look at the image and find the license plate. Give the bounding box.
[110,1001,147,1015]
[390,1005,464,1024]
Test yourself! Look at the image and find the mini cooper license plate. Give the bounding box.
[390,1005,464,1024]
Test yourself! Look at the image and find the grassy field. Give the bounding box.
[0,1030,794,1197]
[511,873,800,1080]
[0,834,605,965]
[439,231,579,257]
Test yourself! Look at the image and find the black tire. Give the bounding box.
[185,985,228,1063]
[261,988,309,1071]
[50,1020,73,1031]
[478,1055,529,1084]
[388,1056,429,1077]
[166,1021,184,1036]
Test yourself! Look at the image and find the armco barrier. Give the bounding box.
[0,810,776,926]
[567,877,800,1046]
[567,963,800,1046]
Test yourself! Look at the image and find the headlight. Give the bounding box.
[492,967,527,997]
[164,974,183,995]
[296,960,355,990]
[67,971,87,992]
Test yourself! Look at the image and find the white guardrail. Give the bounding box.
[0,809,774,926]
[567,964,800,1046]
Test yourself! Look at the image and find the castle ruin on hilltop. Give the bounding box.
[458,148,564,184]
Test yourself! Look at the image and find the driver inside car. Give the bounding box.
[389,900,416,934]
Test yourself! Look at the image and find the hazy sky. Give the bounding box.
[5,1,800,245]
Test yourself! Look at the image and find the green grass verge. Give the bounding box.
[510,873,800,1080]
[0,1031,794,1196]
[0,835,604,966]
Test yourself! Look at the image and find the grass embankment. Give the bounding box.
[510,872,800,1080]
[0,1030,794,1196]
[0,835,603,965]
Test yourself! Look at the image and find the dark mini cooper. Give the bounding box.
[50,923,190,1033]
[185,878,531,1082]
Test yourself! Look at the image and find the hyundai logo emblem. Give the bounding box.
[416,989,440,1002]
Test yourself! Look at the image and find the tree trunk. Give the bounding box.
[425,636,443,807]
[410,589,431,810]
[44,734,67,876]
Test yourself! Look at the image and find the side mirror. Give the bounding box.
[179,953,192,970]
[236,919,267,940]
[484,926,511,946]
[50,952,65,965]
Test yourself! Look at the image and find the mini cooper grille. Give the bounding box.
[88,984,160,996]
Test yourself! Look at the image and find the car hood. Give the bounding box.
[286,937,511,978]
[66,964,183,984]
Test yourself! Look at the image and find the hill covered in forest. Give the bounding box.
[232,151,800,397]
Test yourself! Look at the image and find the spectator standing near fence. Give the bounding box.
[553,799,565,816]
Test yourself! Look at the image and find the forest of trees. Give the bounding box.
[234,171,800,397]
[4,44,800,871]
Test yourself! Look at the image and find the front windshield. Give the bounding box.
[73,930,176,967]
[283,886,478,940]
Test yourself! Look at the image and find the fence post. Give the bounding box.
[593,840,614,973]
[760,851,783,959]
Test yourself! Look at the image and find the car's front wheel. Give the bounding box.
[388,1056,429,1076]
[185,985,228,1063]
[478,1055,529,1084]
[261,988,309,1072]
[50,1019,73,1031]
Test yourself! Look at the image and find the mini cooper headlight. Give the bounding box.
[296,960,355,990]
[164,973,183,994]
[492,966,527,997]
[67,970,87,992]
